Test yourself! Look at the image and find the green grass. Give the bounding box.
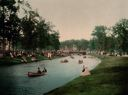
[45,56,128,95]
[0,56,21,65]
[0,54,48,65]
[0,53,61,66]
[36,54,48,61]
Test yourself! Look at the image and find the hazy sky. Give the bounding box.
[27,0,128,41]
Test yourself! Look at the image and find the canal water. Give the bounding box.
[0,55,101,95]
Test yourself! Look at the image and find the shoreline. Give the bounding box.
[0,55,62,66]
[45,55,128,95]
[43,55,101,95]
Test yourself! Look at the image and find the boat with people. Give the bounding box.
[28,72,46,77]
[28,67,47,77]
[60,59,68,63]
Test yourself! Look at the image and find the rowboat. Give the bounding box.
[60,59,68,63]
[28,72,46,77]
[78,60,83,64]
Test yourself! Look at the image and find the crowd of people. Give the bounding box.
[0,49,74,64]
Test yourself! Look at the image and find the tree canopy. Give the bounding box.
[90,18,128,54]
[60,39,89,51]
[0,0,60,51]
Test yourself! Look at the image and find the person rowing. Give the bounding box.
[37,67,42,74]
[42,67,47,73]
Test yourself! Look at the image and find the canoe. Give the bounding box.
[28,72,45,77]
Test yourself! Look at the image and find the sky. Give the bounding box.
[27,0,128,41]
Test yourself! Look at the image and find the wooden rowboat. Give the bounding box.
[28,72,46,77]
[60,59,68,63]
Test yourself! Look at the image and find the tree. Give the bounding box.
[113,19,128,53]
[48,31,60,50]
[77,39,89,50]
[0,0,60,51]
[21,10,39,50]
[0,0,22,50]
[36,19,51,49]
[89,38,98,50]
[60,39,89,51]
[91,25,107,51]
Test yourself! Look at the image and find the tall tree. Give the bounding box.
[0,0,22,50]
[113,19,128,53]
[48,31,60,50]
[0,0,21,50]
[91,25,107,51]
[21,10,39,50]
[36,19,51,49]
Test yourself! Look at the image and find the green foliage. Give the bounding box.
[91,26,107,51]
[60,39,89,50]
[0,0,60,51]
[113,19,128,53]
[49,31,60,50]
[0,56,21,65]
[21,10,38,50]
[89,38,98,50]
[36,19,49,49]
[0,0,21,50]
[90,19,128,54]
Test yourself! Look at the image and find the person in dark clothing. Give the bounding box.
[42,67,47,73]
[82,65,85,72]
[37,67,41,74]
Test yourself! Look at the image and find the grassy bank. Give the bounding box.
[45,56,128,95]
[0,54,48,66]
